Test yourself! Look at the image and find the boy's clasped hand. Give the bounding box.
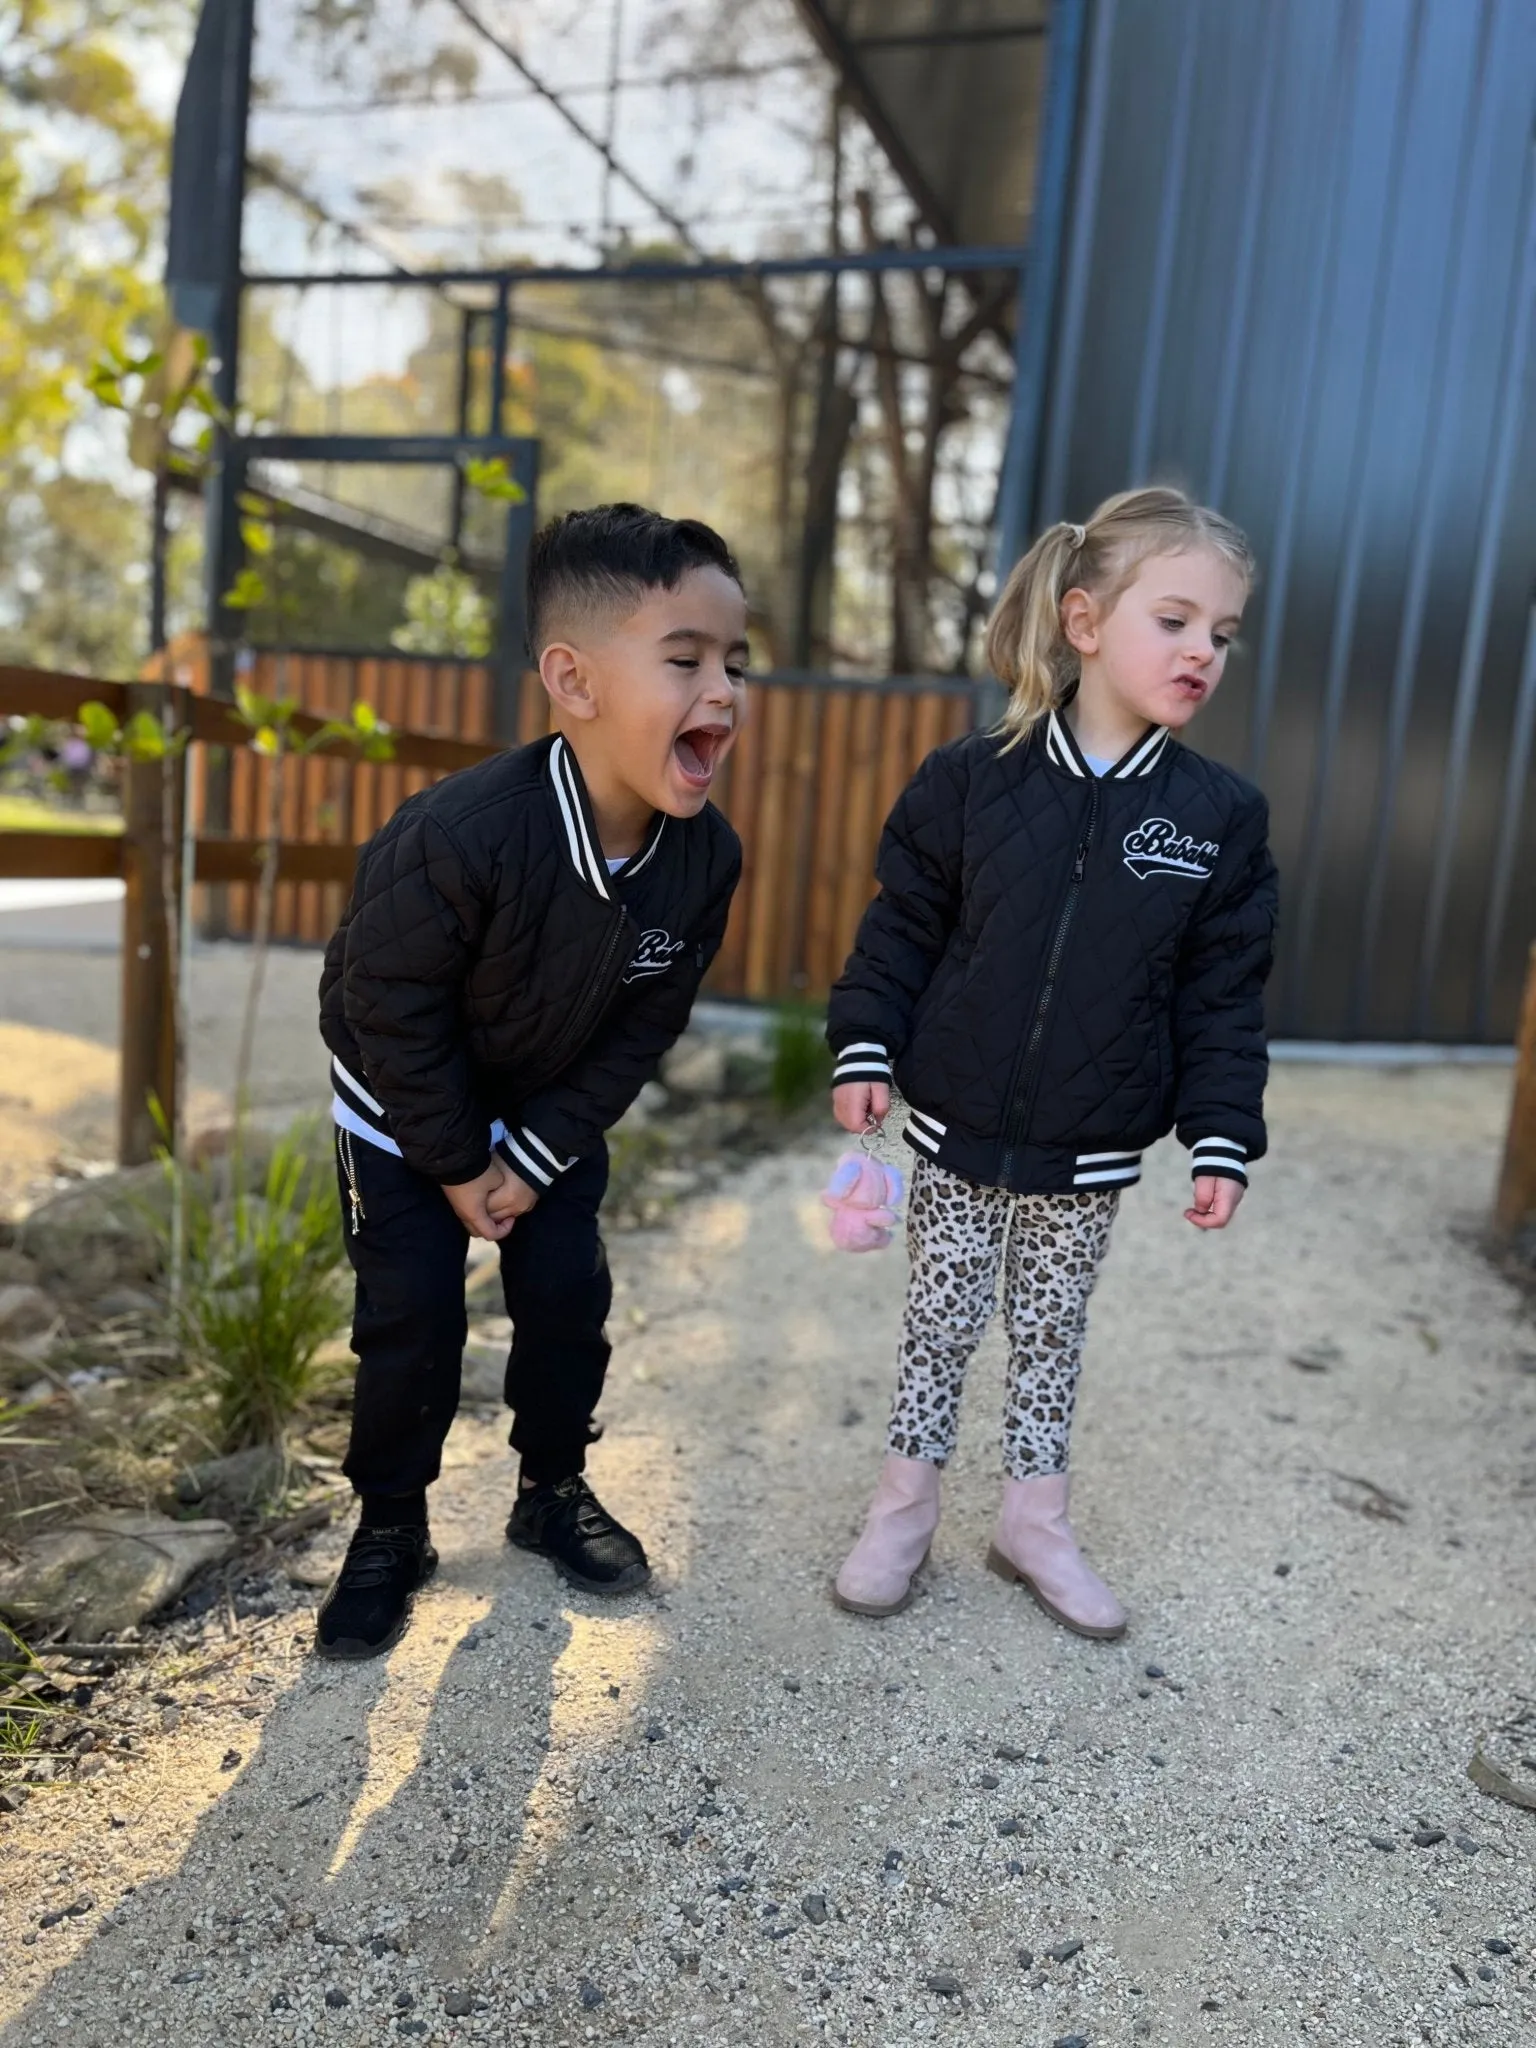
[442,1159,541,1241]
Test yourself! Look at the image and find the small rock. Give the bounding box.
[447,1843,469,1867]
[171,1967,206,1985]
[661,1036,728,1099]
[443,1988,473,2016]
[38,1910,66,1929]
[802,1895,829,1926]
[839,1405,863,1428]
[0,1786,30,1813]
[1017,1949,1034,1969]
[1137,1687,1153,1699]
[324,1988,349,2009]
[0,1283,56,1342]
[645,1721,666,1743]
[1274,1562,1292,1577]
[680,1905,703,1927]
[924,1972,962,1997]
[1477,1965,1497,1982]
[220,1748,241,1771]
[1486,1939,1513,1955]
[1288,1342,1340,1372]
[173,1445,287,1516]
[995,1743,1028,1762]
[1144,1664,1165,1680]
[1411,1827,1446,1847]
[1201,1998,1221,2011]
[1367,1834,1396,1852]
[578,1978,604,2009]
[980,1772,1000,1790]
[1148,1754,1167,1768]
[394,1991,415,2008]
[883,1848,904,1870]
[1454,1834,1481,1854]
[398,2025,427,2040]
[998,1818,1021,1837]
[1053,2036,1090,2048]
[0,1510,234,1641]
[1006,1859,1024,1876]
[717,1876,750,1896]
[1047,1939,1085,1963]
[450,1774,469,1791]
[160,1706,183,1733]
[783,1677,801,1694]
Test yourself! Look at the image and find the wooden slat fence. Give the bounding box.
[199,647,981,1000]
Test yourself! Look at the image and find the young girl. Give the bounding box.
[826,486,1277,1638]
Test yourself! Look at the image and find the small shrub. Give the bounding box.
[161,1125,350,1452]
[768,1003,834,1115]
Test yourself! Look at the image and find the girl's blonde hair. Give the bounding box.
[984,485,1255,750]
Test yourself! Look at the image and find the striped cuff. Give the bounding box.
[831,1040,892,1086]
[497,1124,577,1190]
[1189,1136,1248,1184]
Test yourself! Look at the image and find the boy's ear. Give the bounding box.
[1059,586,1099,658]
[539,641,597,720]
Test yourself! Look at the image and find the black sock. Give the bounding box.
[359,1489,427,1531]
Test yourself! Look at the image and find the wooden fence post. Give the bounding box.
[1494,939,1536,1247]
[118,685,181,1167]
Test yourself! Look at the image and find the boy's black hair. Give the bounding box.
[526,503,744,655]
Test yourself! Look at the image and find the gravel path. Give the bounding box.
[1,1064,1533,2046]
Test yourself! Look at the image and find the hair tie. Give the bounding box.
[1063,521,1086,548]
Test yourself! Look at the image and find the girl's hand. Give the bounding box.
[833,1080,891,1134]
[1184,1175,1245,1230]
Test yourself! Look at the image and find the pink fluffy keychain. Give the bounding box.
[821,1146,906,1253]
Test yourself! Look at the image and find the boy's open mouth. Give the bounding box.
[673,724,731,786]
[1172,673,1208,700]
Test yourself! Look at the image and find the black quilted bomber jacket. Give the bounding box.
[827,707,1278,1196]
[319,733,741,1189]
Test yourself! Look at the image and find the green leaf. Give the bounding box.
[77,700,121,750]
[222,568,268,611]
[121,710,168,760]
[361,733,396,762]
[349,699,378,734]
[462,456,526,503]
[252,726,281,757]
[240,518,274,557]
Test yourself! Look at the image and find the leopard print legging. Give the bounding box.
[888,1159,1118,1480]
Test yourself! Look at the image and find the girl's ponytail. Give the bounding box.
[984,487,1255,752]
[985,522,1086,751]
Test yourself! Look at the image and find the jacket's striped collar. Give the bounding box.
[547,735,666,901]
[1043,706,1171,780]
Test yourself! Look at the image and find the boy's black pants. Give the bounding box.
[336,1131,612,1499]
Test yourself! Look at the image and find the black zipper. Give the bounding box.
[998,781,1100,1184]
[539,904,634,1078]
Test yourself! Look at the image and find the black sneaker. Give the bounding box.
[315,1525,438,1660]
[506,1477,651,1595]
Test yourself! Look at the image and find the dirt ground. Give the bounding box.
[0,941,331,1213]
[0,980,1532,2047]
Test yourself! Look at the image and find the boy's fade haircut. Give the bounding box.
[526,502,744,657]
[985,485,1256,751]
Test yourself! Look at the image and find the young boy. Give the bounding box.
[314,504,747,1658]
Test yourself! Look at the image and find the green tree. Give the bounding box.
[0,0,193,675]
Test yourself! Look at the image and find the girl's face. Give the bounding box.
[1062,548,1248,733]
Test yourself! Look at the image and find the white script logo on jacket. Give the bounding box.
[1122,818,1220,881]
[624,928,688,982]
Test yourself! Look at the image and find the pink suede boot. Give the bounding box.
[833,1454,941,1618]
[986,1473,1127,1640]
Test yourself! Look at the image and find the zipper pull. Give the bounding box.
[1072,840,1088,883]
